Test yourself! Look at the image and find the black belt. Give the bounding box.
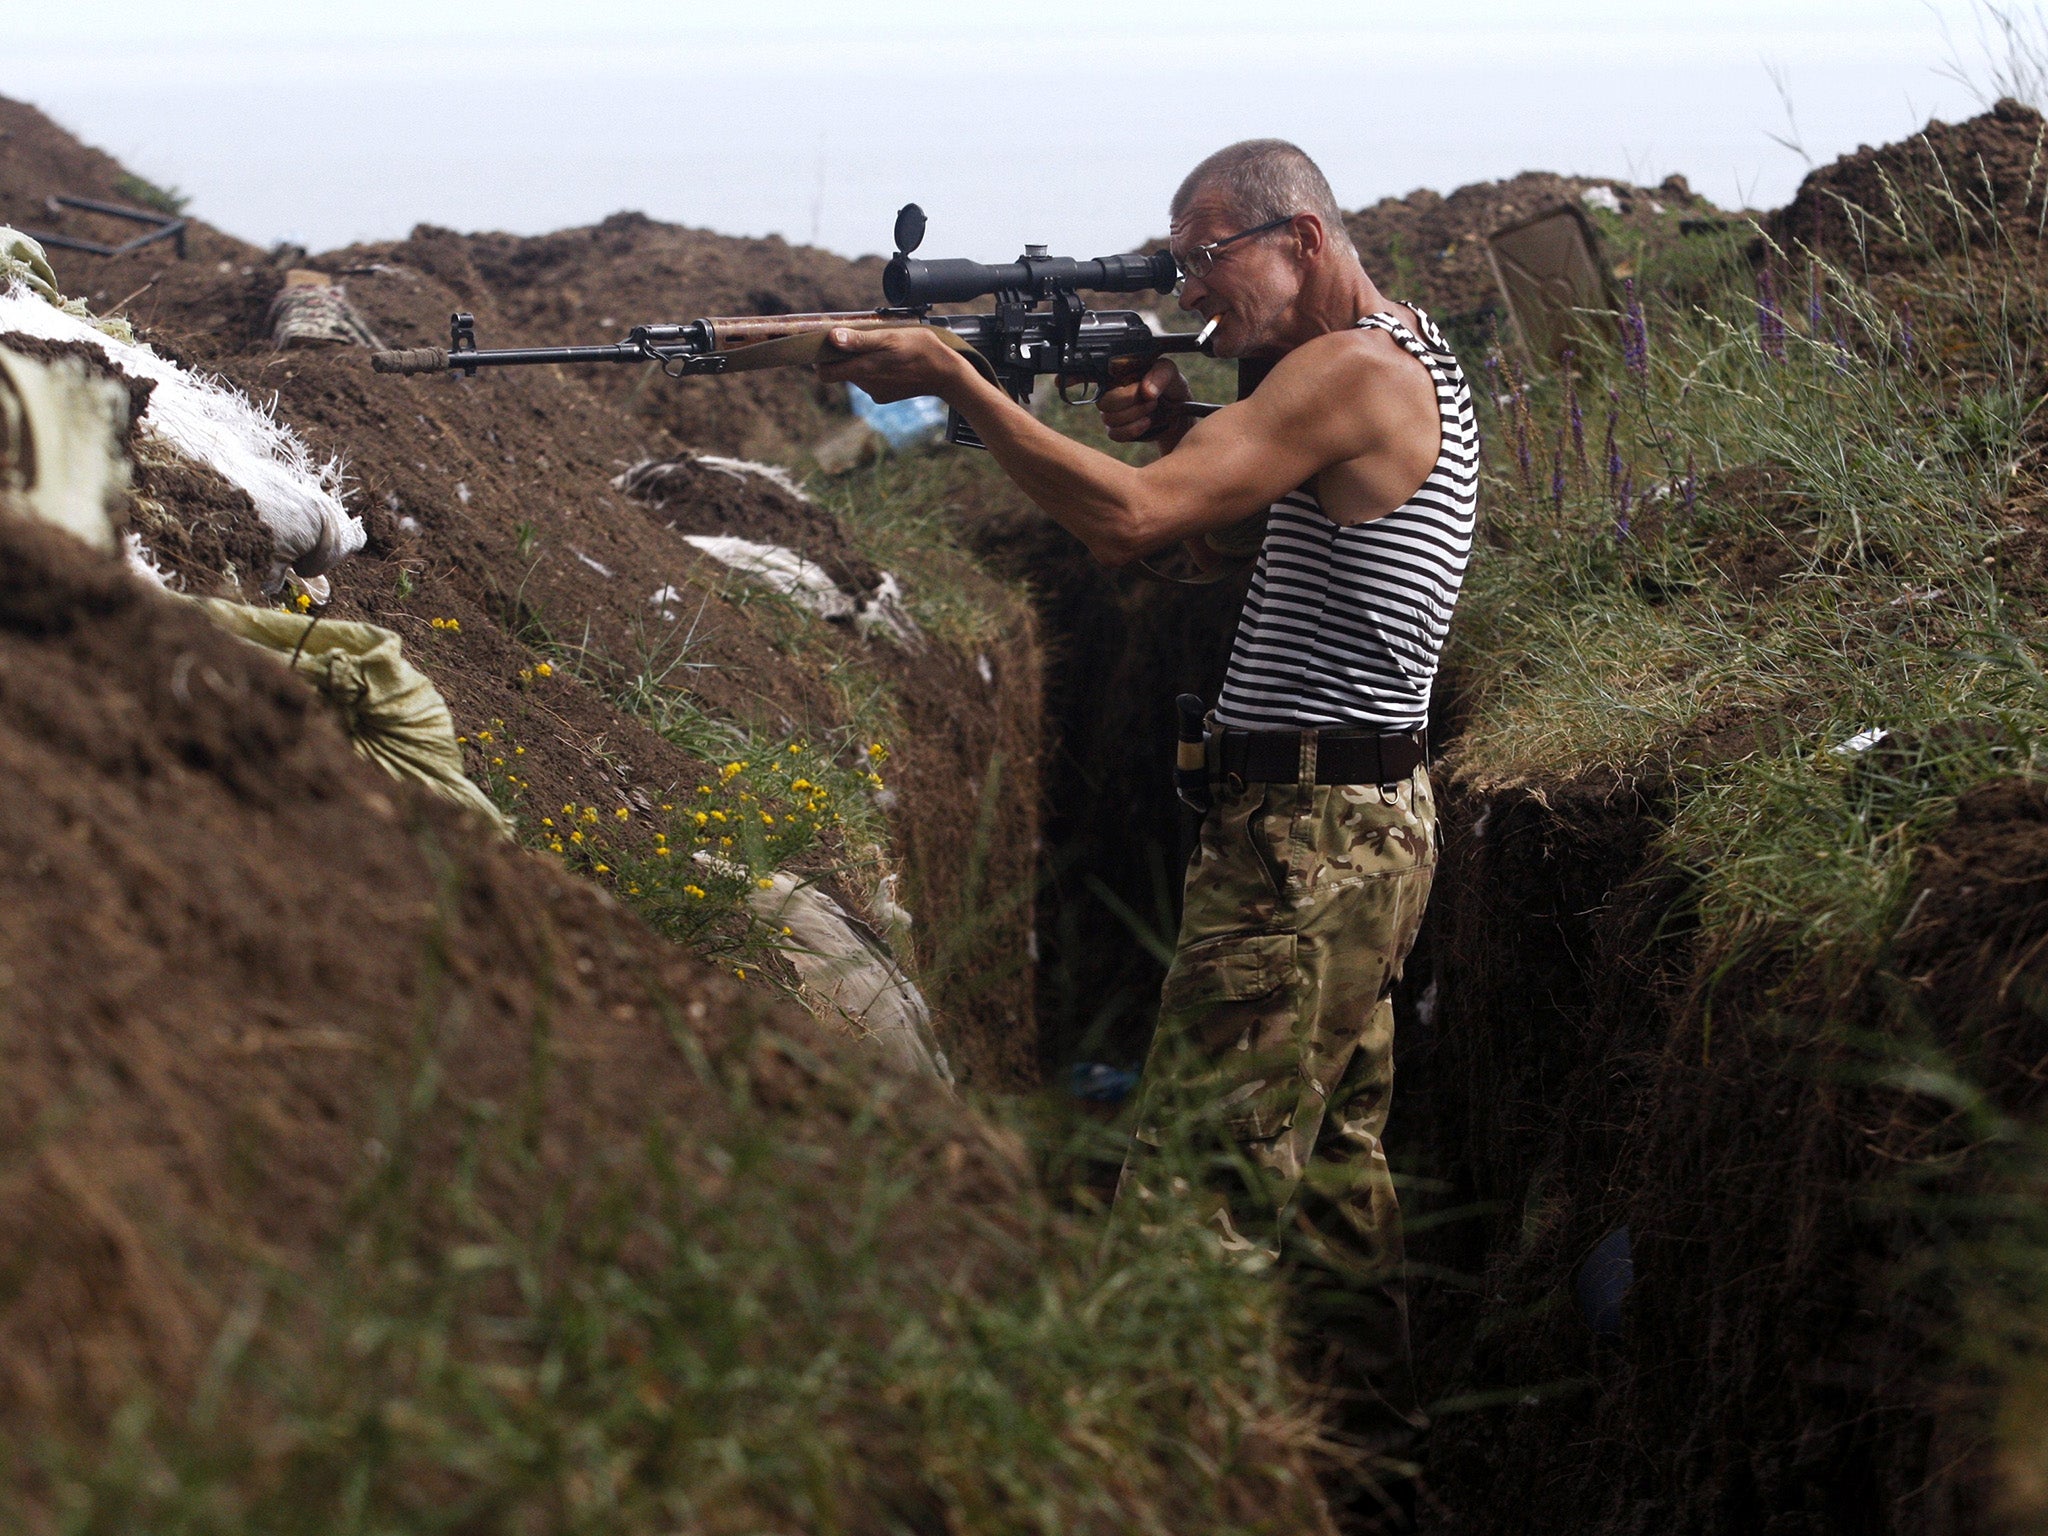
[1216,726,1428,786]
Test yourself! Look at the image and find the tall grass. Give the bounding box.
[1445,117,2048,1510]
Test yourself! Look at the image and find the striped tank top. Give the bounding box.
[1213,306,1477,733]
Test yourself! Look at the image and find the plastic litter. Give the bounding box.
[0,342,135,553]
[1831,727,1890,756]
[1070,1062,1140,1104]
[1573,1226,1633,1339]
[847,383,948,452]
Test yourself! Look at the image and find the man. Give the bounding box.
[818,139,1475,1459]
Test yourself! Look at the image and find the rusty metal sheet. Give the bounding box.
[1485,204,1616,364]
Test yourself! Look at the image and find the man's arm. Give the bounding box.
[817,325,1424,567]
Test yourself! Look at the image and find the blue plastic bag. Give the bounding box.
[847,383,948,452]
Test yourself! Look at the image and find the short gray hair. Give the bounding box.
[1171,139,1355,255]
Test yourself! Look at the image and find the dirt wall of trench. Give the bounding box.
[1396,762,2030,1535]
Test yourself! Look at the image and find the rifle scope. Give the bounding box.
[883,248,1179,308]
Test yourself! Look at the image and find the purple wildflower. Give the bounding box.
[1807,271,1825,334]
[1623,278,1649,377]
[1563,350,1587,469]
[1603,392,1622,498]
[1616,471,1632,540]
[1514,401,1534,492]
[1552,428,1567,513]
[1756,268,1786,362]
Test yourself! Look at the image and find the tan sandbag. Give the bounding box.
[0,226,63,307]
[748,872,953,1085]
[195,599,510,835]
[0,226,137,343]
[0,342,134,552]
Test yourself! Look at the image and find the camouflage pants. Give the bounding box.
[1119,753,1437,1428]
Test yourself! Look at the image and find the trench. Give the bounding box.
[988,532,1989,1533]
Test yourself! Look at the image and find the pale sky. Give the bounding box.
[4,1,2029,261]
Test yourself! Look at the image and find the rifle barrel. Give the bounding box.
[370,342,646,374]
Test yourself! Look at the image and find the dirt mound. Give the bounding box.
[1344,171,1720,338]
[0,515,1333,1536]
[1766,98,2048,271]
[0,508,787,1426]
[449,212,886,460]
[0,96,1042,1087]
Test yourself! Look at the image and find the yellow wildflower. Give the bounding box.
[756,877,773,889]
[535,661,554,677]
[594,863,611,874]
[614,807,630,822]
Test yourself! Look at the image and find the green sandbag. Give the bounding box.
[0,227,63,306]
[196,599,510,835]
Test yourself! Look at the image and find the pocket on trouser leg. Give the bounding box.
[1150,929,1302,1144]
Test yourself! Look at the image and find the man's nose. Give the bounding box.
[1176,274,1205,311]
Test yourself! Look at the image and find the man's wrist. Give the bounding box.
[931,343,987,406]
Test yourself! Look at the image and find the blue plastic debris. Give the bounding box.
[1573,1226,1633,1340]
[847,384,948,452]
[1069,1062,1140,1105]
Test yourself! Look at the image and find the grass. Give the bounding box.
[9,912,1337,1536]
[1439,114,2048,1510]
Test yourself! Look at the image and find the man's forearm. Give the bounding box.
[938,362,1162,566]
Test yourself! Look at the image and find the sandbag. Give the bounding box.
[0,227,62,307]
[0,343,135,552]
[196,599,509,835]
[749,872,952,1085]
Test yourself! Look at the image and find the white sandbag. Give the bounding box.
[749,872,952,1086]
[683,533,923,649]
[0,282,364,580]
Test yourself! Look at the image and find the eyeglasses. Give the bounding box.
[1173,213,1300,279]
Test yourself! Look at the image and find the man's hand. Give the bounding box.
[814,326,972,403]
[1096,357,1191,445]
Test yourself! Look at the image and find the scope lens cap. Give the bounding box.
[893,204,926,256]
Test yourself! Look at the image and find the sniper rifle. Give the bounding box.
[369,204,1218,448]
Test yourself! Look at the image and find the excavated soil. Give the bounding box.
[0,95,1042,1088]
[0,509,1004,1433]
[1344,171,1723,341]
[1767,97,2048,271]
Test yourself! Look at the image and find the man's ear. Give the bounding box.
[1292,213,1327,264]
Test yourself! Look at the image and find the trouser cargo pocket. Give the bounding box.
[1155,929,1302,1140]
